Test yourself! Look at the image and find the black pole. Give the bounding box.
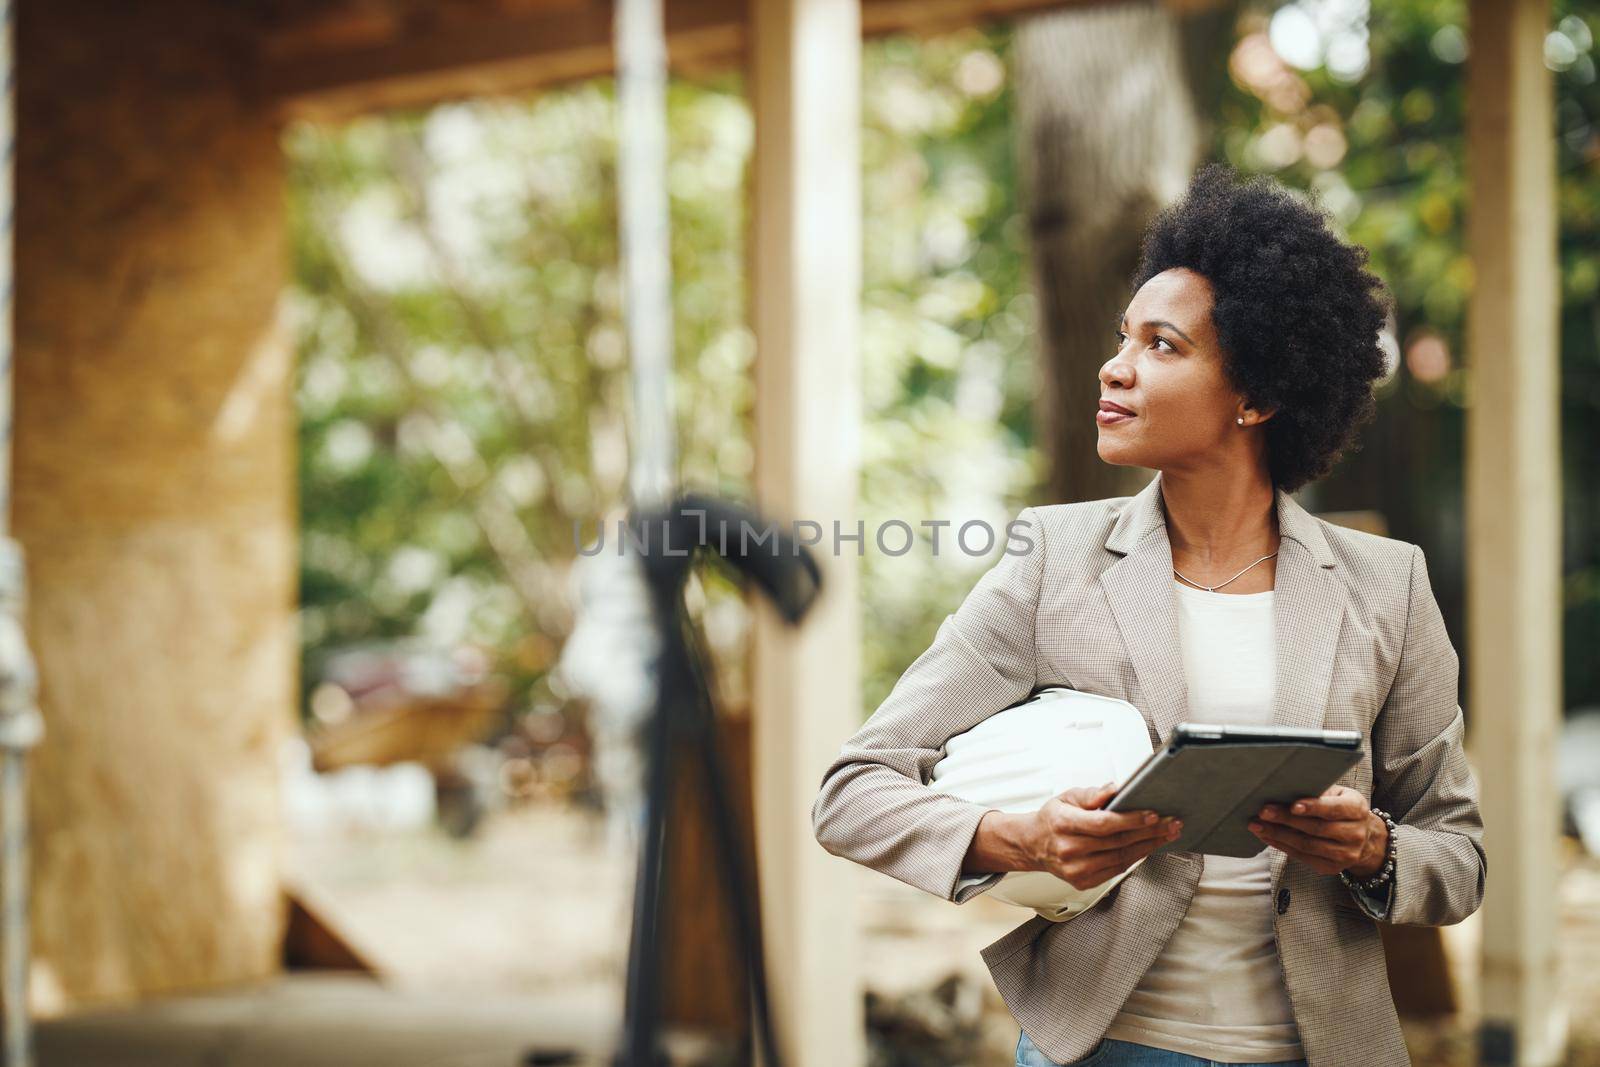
[606,496,819,1067]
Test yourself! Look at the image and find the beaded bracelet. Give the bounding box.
[1339,806,1397,894]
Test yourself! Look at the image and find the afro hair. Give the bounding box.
[1129,163,1392,493]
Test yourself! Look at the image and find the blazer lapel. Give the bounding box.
[1271,494,1345,734]
[1099,475,1188,751]
[1266,485,1347,891]
[1097,471,1346,751]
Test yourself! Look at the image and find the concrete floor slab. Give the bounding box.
[37,974,617,1067]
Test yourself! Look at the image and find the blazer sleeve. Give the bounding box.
[1349,543,1487,926]
[810,507,1045,904]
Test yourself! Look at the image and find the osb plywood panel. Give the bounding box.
[11,1,295,1010]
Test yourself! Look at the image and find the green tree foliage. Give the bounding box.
[1214,0,1598,710]
[288,80,757,721]
[289,3,1599,734]
[288,29,1041,720]
[859,27,1042,709]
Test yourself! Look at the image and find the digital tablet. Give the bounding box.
[1103,722,1365,857]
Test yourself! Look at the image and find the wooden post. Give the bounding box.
[14,1,294,1007]
[748,1,865,1065]
[1466,0,1566,1063]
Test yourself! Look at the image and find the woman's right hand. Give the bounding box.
[1023,783,1182,890]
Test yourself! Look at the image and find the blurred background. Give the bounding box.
[10,0,1597,1065]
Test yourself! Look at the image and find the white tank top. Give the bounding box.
[1100,579,1306,1063]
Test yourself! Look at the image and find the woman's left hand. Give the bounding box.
[1249,785,1388,878]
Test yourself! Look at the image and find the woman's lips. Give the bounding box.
[1096,406,1136,426]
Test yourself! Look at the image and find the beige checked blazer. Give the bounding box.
[811,471,1486,1067]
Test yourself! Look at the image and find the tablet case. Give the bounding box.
[1106,728,1364,857]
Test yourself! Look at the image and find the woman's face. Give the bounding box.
[1095,267,1261,472]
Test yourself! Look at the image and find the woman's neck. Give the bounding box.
[1158,468,1279,566]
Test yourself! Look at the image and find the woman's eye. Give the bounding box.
[1114,329,1175,353]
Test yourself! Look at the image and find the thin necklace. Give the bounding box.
[1173,551,1278,593]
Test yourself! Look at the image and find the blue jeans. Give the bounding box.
[1016,1028,1311,1067]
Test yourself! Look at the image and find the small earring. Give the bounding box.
[1236,417,1245,426]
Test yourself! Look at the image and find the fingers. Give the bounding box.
[1066,835,1168,888]
[1041,814,1179,889]
[1071,807,1167,837]
[1074,816,1182,855]
[1058,782,1118,810]
[1055,783,1165,837]
[1249,819,1359,865]
[1250,834,1349,876]
[1256,805,1366,843]
[1266,786,1366,822]
[1252,787,1371,874]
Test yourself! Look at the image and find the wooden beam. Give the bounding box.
[259,0,742,121]
[1465,0,1566,1064]
[283,887,380,974]
[861,0,1129,39]
[661,712,761,1035]
[258,0,1167,121]
[748,0,862,1064]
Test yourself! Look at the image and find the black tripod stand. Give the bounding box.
[610,493,820,1067]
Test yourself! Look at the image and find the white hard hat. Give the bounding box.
[927,686,1153,922]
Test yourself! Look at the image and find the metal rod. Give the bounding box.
[611,0,678,1060]
[0,0,15,525]
[0,4,42,1065]
[615,0,677,513]
[0,749,28,1067]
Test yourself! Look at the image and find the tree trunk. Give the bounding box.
[1013,2,1231,504]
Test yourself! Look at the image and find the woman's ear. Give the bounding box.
[1237,403,1277,427]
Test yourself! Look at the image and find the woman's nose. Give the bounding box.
[1099,353,1134,389]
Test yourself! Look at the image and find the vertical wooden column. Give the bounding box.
[748,1,864,1065]
[14,1,294,1007]
[1466,0,1566,1063]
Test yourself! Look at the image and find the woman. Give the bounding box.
[810,163,1485,1067]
